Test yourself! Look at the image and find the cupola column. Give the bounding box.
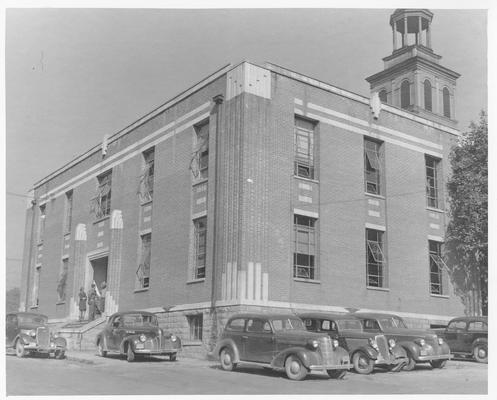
[392,22,397,50]
[427,23,432,48]
[417,16,422,45]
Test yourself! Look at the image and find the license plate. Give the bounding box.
[136,344,144,349]
[420,350,427,356]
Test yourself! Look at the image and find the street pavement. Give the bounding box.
[6,351,488,395]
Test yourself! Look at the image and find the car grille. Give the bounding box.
[319,337,333,361]
[144,337,159,351]
[375,335,390,359]
[36,327,50,348]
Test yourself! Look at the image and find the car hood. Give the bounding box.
[381,327,438,340]
[339,329,375,340]
[18,323,48,330]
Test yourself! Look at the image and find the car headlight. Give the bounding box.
[139,334,146,342]
[368,337,378,349]
[29,330,36,337]
[388,338,396,348]
[53,333,59,339]
[308,339,319,349]
[170,335,177,342]
[415,338,426,347]
[332,339,339,349]
[438,337,444,345]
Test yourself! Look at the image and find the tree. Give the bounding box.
[6,287,21,313]
[445,111,487,316]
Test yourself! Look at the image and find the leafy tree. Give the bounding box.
[445,111,487,316]
[6,287,21,313]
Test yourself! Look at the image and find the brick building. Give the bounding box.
[20,9,465,351]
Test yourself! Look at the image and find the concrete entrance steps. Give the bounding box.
[56,317,106,352]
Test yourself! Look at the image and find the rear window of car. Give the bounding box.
[447,321,466,331]
[226,318,246,332]
[337,319,362,330]
[468,321,487,331]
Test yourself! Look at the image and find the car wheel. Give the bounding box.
[15,340,26,358]
[327,369,347,379]
[126,345,135,362]
[220,348,236,371]
[352,352,374,374]
[55,350,65,360]
[169,353,177,361]
[284,354,308,381]
[97,341,107,357]
[430,359,447,369]
[473,343,488,363]
[402,353,416,371]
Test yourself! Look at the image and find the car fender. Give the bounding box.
[439,341,451,355]
[215,338,241,363]
[120,335,140,353]
[17,333,34,345]
[472,337,487,348]
[54,336,67,349]
[351,346,378,360]
[271,347,315,369]
[391,344,408,359]
[398,341,420,359]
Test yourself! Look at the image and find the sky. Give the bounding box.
[4,5,488,290]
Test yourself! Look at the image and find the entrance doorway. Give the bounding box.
[90,256,108,293]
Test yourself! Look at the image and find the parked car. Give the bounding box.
[434,316,487,363]
[95,311,181,362]
[351,312,452,371]
[6,312,67,359]
[299,312,408,374]
[214,313,351,380]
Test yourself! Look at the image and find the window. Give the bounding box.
[64,191,73,233]
[138,148,155,203]
[191,122,209,180]
[294,117,315,179]
[447,320,466,332]
[136,233,151,289]
[293,215,317,280]
[226,318,246,332]
[425,156,441,208]
[400,80,410,109]
[443,87,451,118]
[424,80,432,111]
[91,171,112,219]
[247,319,272,333]
[193,217,207,279]
[364,139,382,195]
[188,314,203,341]
[366,229,386,288]
[32,265,41,307]
[37,204,46,243]
[468,321,487,331]
[429,240,447,295]
[378,90,387,103]
[57,258,69,302]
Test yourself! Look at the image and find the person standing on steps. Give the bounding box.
[88,283,97,321]
[98,281,107,316]
[78,287,87,321]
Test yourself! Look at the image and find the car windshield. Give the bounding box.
[271,317,306,331]
[18,314,48,325]
[120,314,158,327]
[379,316,407,329]
[337,319,363,330]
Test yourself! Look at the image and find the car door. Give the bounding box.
[108,316,124,350]
[445,320,466,352]
[244,318,274,363]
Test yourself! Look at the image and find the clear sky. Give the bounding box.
[4,6,488,289]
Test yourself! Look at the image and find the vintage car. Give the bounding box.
[299,312,408,374]
[434,316,487,363]
[352,312,452,371]
[95,311,181,362]
[214,313,351,380]
[6,312,67,359]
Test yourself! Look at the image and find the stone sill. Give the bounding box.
[366,286,390,292]
[93,215,110,225]
[430,294,450,299]
[293,175,319,184]
[365,192,385,200]
[426,207,446,214]
[134,288,150,293]
[187,278,206,284]
[293,278,321,284]
[140,199,153,207]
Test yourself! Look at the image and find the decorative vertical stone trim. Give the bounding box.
[72,224,87,319]
[108,210,124,313]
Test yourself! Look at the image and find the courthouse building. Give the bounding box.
[20,9,465,348]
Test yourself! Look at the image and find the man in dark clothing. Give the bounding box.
[78,287,87,321]
[88,283,97,321]
[98,281,107,316]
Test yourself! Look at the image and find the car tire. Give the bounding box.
[126,345,135,362]
[55,350,65,360]
[402,352,416,371]
[327,369,347,379]
[284,354,308,381]
[220,348,236,371]
[97,341,107,357]
[170,353,177,361]
[430,359,447,369]
[473,343,488,363]
[352,352,374,374]
[15,340,26,358]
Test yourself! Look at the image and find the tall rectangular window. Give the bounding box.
[425,156,440,208]
[293,215,317,280]
[32,265,41,307]
[91,171,112,219]
[136,233,151,289]
[57,258,69,302]
[193,217,207,279]
[364,139,383,195]
[294,117,315,179]
[139,148,155,203]
[366,229,386,288]
[37,205,46,243]
[188,314,203,341]
[429,241,447,295]
[64,191,73,233]
[192,122,209,180]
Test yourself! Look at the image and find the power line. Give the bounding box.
[6,191,31,199]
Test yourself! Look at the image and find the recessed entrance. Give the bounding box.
[90,256,108,291]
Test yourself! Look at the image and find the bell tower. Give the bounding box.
[366,9,460,127]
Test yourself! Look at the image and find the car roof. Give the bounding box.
[227,312,300,320]
[351,312,402,320]
[110,310,156,318]
[298,312,357,320]
[449,316,488,323]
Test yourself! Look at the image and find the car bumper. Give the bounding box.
[23,343,58,353]
[416,354,453,362]
[375,355,408,366]
[309,362,352,371]
[133,348,178,355]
